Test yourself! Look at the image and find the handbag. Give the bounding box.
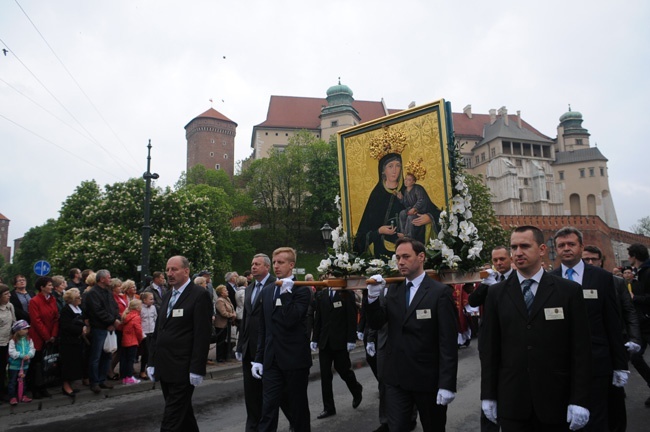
[41,341,61,387]
[103,330,118,353]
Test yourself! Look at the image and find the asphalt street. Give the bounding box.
[3,345,649,432]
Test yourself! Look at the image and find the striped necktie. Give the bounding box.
[521,279,534,314]
[167,289,180,317]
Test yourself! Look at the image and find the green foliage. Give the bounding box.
[465,173,509,257]
[6,219,59,286]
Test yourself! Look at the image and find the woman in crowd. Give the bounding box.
[123,279,139,303]
[28,276,59,399]
[214,284,236,362]
[59,288,87,397]
[51,276,67,312]
[9,274,32,322]
[0,284,17,402]
[108,278,126,380]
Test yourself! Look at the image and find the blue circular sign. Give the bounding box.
[33,260,51,276]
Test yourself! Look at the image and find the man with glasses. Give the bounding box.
[9,275,33,322]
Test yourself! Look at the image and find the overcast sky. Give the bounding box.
[2,0,649,257]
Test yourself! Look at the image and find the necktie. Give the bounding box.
[167,289,180,317]
[521,279,534,314]
[499,273,505,282]
[252,282,261,305]
[566,268,576,281]
[274,286,280,301]
[330,289,335,301]
[405,282,414,309]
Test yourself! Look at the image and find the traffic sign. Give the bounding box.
[34,260,51,276]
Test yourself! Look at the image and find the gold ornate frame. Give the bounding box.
[337,99,454,245]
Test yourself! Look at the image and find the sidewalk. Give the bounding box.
[1,343,366,417]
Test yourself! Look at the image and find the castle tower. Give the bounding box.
[319,79,361,141]
[185,108,237,178]
[0,213,10,263]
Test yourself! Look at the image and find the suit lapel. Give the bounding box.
[505,277,530,320]
[403,277,429,322]
[528,272,555,320]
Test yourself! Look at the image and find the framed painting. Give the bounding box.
[337,99,454,259]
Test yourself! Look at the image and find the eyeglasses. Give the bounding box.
[583,257,601,263]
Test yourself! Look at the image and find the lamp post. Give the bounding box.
[546,238,556,269]
[141,139,159,289]
[320,223,333,247]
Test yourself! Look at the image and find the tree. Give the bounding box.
[5,219,59,286]
[631,216,650,237]
[303,134,340,233]
[464,173,509,259]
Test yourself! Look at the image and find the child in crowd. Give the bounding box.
[120,299,143,385]
[138,292,157,380]
[8,320,35,405]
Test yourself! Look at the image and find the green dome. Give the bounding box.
[326,80,353,98]
[559,107,582,122]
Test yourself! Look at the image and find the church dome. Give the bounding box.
[559,106,583,122]
[326,80,353,98]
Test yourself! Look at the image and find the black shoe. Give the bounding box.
[99,382,113,390]
[352,384,363,408]
[61,388,75,398]
[90,385,102,394]
[373,425,389,432]
[317,410,336,419]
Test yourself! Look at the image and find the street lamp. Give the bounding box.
[141,139,159,289]
[546,238,556,268]
[320,223,333,245]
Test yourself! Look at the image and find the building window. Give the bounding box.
[481,152,486,162]
[559,171,564,180]
[475,155,480,164]
[516,159,522,167]
[600,167,605,176]
[215,164,220,170]
[210,152,214,157]
[523,178,529,186]
[331,120,338,127]
[275,133,278,136]
[546,190,550,200]
[211,139,215,144]
[286,133,289,136]
[491,148,496,158]
[223,140,227,146]
[576,139,583,145]
[224,154,229,159]
[265,132,268,135]
[589,167,594,177]
[579,169,585,178]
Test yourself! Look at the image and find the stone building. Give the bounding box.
[0,213,10,263]
[185,107,237,178]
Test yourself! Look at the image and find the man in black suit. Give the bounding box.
[235,253,277,432]
[252,247,312,432]
[550,227,628,431]
[627,243,650,407]
[142,271,167,312]
[148,255,212,432]
[582,245,641,432]
[481,225,592,431]
[311,284,363,419]
[366,237,458,432]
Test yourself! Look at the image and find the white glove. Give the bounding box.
[235,351,243,362]
[367,275,385,303]
[251,362,263,379]
[436,389,455,405]
[357,331,364,341]
[481,269,497,286]
[347,342,356,352]
[279,277,294,295]
[310,342,318,352]
[146,366,155,382]
[366,342,376,357]
[612,370,629,387]
[481,399,497,424]
[567,404,589,431]
[625,341,641,353]
[189,373,203,387]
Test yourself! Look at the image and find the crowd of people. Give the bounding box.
[0,226,649,432]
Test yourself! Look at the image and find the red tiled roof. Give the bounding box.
[452,113,551,140]
[0,213,9,221]
[255,95,399,130]
[186,108,236,128]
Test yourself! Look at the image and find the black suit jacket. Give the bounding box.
[255,282,312,371]
[10,290,35,322]
[236,275,276,359]
[150,281,212,383]
[312,289,357,350]
[480,271,592,423]
[613,275,641,344]
[366,274,458,393]
[551,264,627,376]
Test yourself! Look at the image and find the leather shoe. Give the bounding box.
[62,388,75,398]
[99,382,113,390]
[352,384,363,408]
[317,410,335,419]
[373,425,389,432]
[90,385,101,394]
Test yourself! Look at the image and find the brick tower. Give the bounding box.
[185,108,237,178]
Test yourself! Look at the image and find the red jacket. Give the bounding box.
[28,293,59,351]
[121,310,143,348]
